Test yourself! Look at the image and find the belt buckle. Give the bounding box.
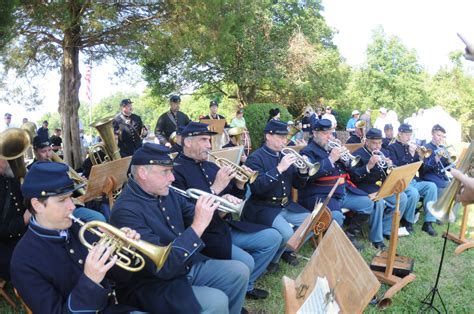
[281,196,289,206]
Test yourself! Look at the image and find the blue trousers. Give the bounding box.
[271,209,310,263]
[404,180,437,223]
[231,228,281,291]
[73,207,106,222]
[368,193,407,243]
[189,259,249,314]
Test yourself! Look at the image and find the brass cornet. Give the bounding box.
[408,141,432,159]
[281,147,320,176]
[169,185,245,216]
[207,151,258,184]
[70,214,171,272]
[328,140,361,167]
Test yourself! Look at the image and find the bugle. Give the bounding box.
[281,147,320,176]
[70,214,171,272]
[207,151,258,184]
[328,140,361,167]
[169,185,245,216]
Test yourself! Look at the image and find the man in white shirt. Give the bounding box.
[1,113,14,132]
[321,106,337,129]
[373,107,390,137]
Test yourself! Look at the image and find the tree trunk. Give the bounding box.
[58,3,82,169]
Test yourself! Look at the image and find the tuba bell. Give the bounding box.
[90,115,121,165]
[427,141,473,223]
[228,127,246,145]
[0,128,30,179]
[70,214,171,272]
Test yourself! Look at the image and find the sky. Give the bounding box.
[2,0,474,126]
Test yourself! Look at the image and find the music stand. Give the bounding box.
[77,156,132,208]
[287,178,342,252]
[344,143,363,153]
[282,222,380,314]
[368,161,422,301]
[208,146,244,165]
[200,119,226,150]
[444,204,474,254]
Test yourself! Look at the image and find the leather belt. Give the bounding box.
[254,196,289,206]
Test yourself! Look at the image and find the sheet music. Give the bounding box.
[299,202,322,239]
[297,277,340,314]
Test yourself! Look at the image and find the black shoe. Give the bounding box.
[383,234,391,241]
[372,242,385,250]
[346,231,364,251]
[281,252,299,266]
[241,307,249,314]
[246,288,269,300]
[422,222,437,237]
[266,262,280,274]
[436,219,443,225]
[404,223,414,233]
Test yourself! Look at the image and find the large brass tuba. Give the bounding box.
[0,128,30,179]
[207,151,258,184]
[90,115,121,165]
[70,214,171,272]
[427,141,473,223]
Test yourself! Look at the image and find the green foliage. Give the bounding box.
[38,112,61,132]
[346,27,432,121]
[244,103,293,150]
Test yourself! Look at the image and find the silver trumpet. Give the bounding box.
[327,140,360,167]
[169,185,244,216]
[281,147,320,176]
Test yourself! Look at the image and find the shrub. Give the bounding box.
[244,103,293,151]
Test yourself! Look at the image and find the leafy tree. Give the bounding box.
[350,27,432,121]
[140,0,345,113]
[0,1,167,167]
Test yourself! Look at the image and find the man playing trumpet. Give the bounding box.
[388,123,438,236]
[348,128,409,249]
[243,120,311,268]
[11,162,141,313]
[299,119,376,250]
[111,143,250,313]
[172,122,280,301]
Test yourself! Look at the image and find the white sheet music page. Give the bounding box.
[296,277,340,314]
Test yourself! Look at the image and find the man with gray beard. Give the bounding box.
[0,159,30,280]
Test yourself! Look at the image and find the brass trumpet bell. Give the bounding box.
[72,215,171,272]
[208,151,258,184]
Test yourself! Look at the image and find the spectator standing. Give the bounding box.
[359,109,372,133]
[1,113,14,131]
[36,120,49,143]
[50,128,63,154]
[230,109,247,129]
[321,106,337,129]
[373,107,390,136]
[346,110,360,133]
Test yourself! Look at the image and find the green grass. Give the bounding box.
[2,208,474,313]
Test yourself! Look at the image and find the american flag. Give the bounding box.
[84,64,92,103]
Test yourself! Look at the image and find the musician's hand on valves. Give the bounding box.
[367,155,379,171]
[329,147,341,163]
[84,244,117,284]
[277,154,298,174]
[191,194,220,237]
[120,227,141,241]
[212,165,236,194]
[451,169,474,205]
[222,194,242,205]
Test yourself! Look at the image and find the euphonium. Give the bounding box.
[281,147,320,176]
[50,152,87,195]
[227,127,245,145]
[286,125,302,145]
[70,214,171,272]
[0,128,30,179]
[169,185,245,216]
[427,141,474,223]
[207,151,258,184]
[355,120,366,142]
[90,115,121,164]
[328,140,361,167]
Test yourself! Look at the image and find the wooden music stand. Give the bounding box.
[208,146,244,165]
[282,222,380,314]
[344,143,363,153]
[368,161,422,301]
[77,157,132,208]
[445,204,474,255]
[200,119,227,150]
[287,178,342,252]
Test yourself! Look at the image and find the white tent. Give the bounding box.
[410,106,461,144]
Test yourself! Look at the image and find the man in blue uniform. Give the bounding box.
[110,143,249,313]
[388,123,438,236]
[420,124,451,196]
[0,159,29,280]
[113,98,147,157]
[154,95,191,147]
[298,119,375,250]
[382,124,394,149]
[349,128,409,249]
[243,120,310,267]
[11,161,139,313]
[173,122,280,300]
